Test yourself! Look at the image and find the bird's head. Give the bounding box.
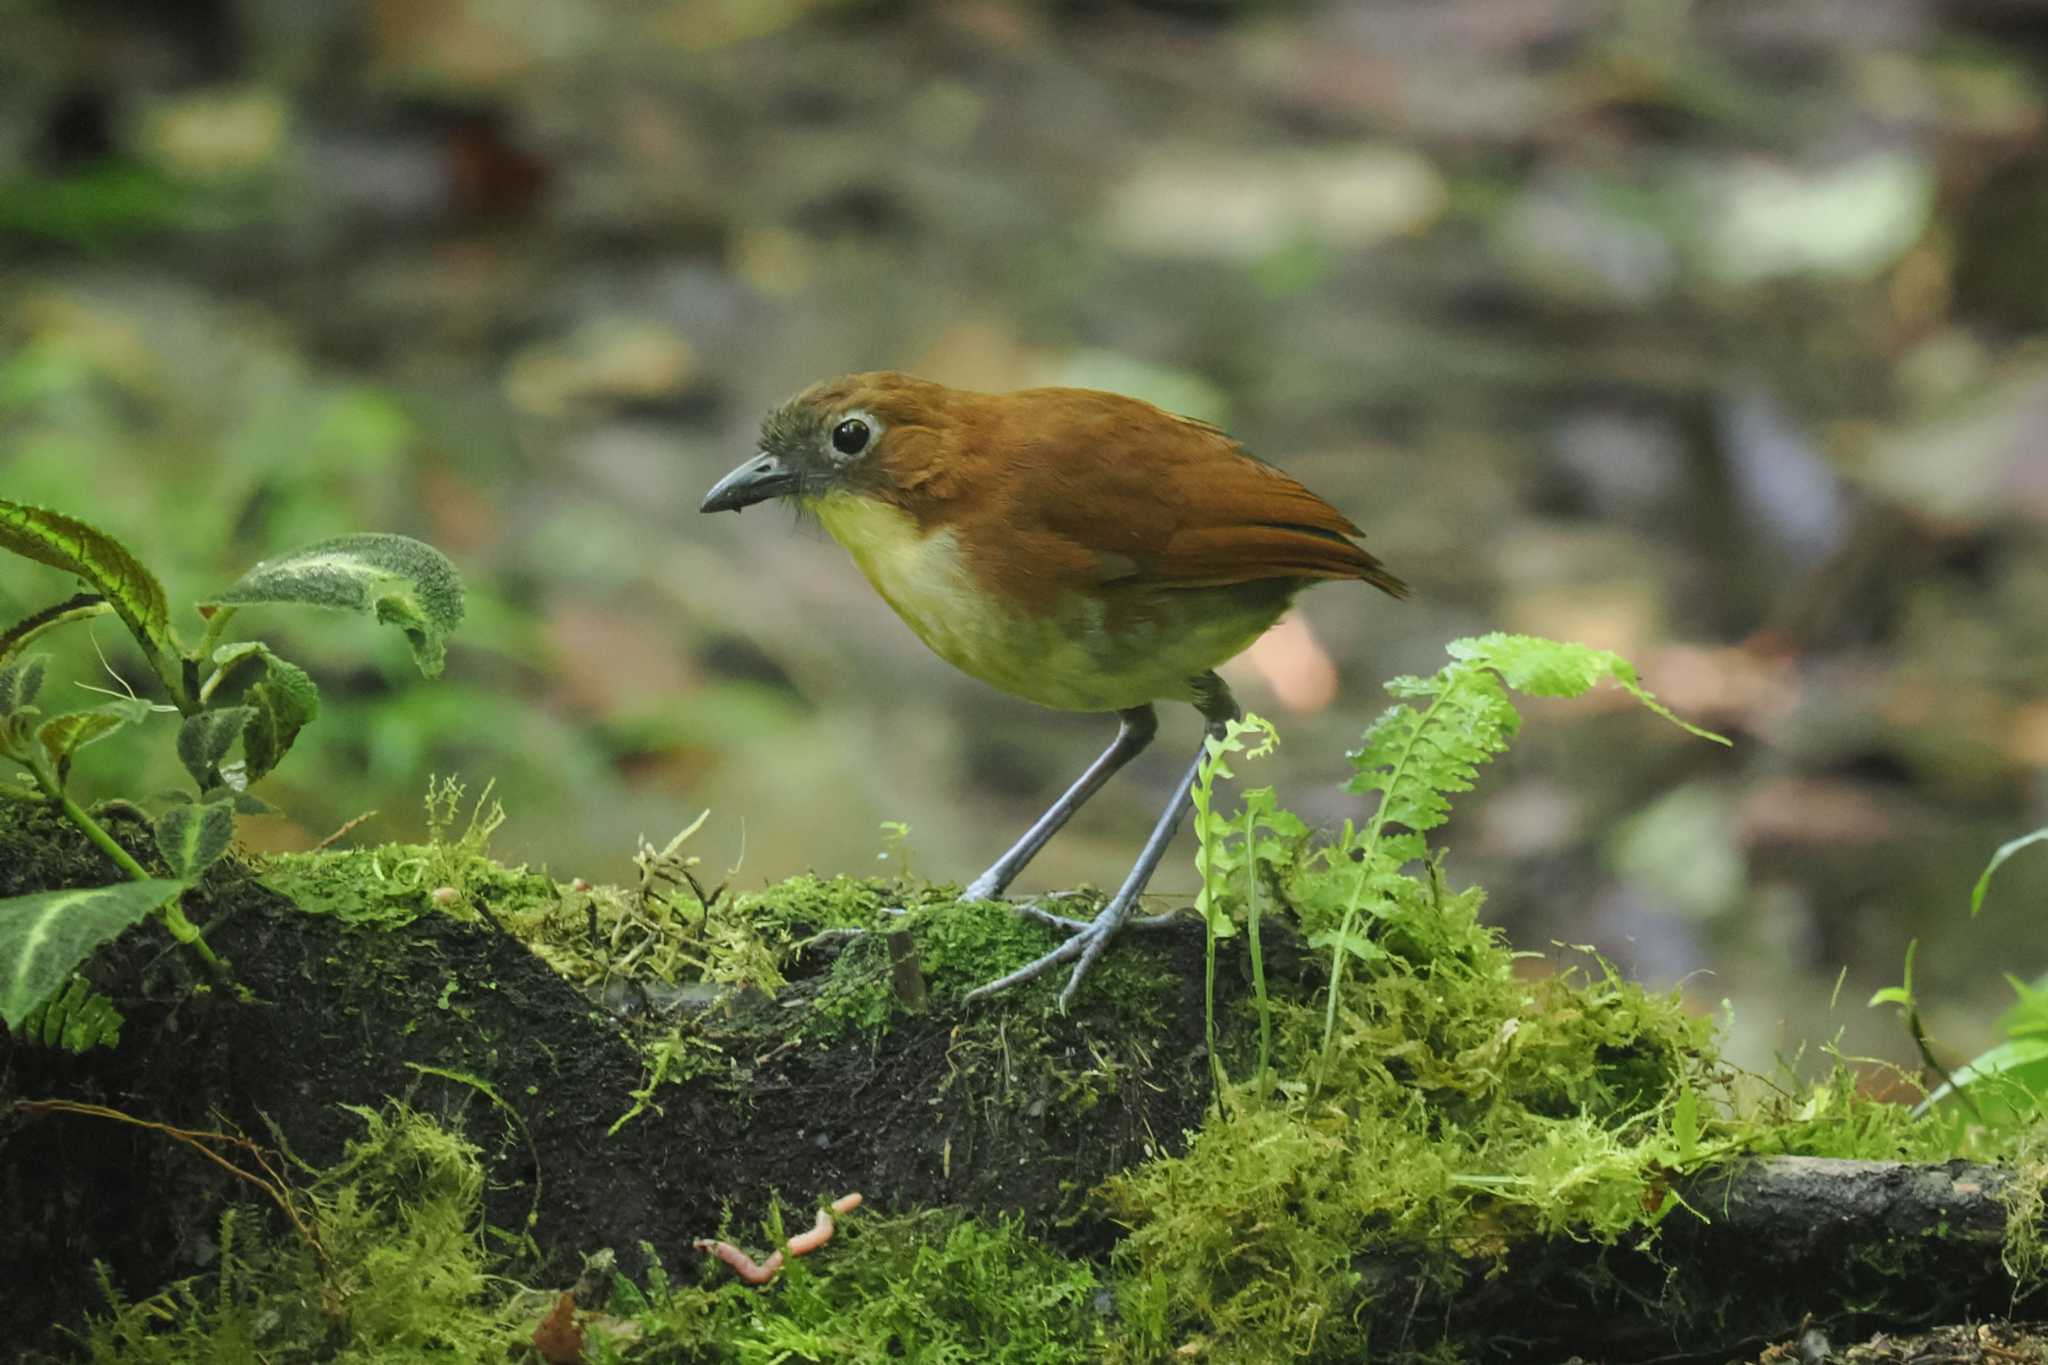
[700,371,960,515]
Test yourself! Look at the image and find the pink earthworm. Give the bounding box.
[695,1193,863,1283]
[786,1209,835,1256]
[787,1193,864,1254]
[693,1239,783,1285]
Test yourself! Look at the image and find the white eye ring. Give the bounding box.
[828,409,882,461]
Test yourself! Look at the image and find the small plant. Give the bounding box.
[1131,634,1734,1356]
[1188,632,1728,1085]
[1877,826,2048,1118]
[0,497,464,1038]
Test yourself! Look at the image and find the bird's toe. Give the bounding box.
[963,900,1135,1008]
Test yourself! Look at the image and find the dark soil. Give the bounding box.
[0,800,1229,1362]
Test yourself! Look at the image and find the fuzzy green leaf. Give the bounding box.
[0,500,173,667]
[176,707,252,789]
[202,643,319,783]
[0,652,49,719]
[153,799,235,879]
[0,593,108,669]
[202,533,466,677]
[0,879,187,1032]
[37,709,127,768]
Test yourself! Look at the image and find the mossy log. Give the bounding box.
[0,800,2035,1362]
[1443,1157,2021,1360]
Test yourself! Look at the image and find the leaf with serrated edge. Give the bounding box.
[154,800,235,880]
[0,501,173,665]
[0,880,187,1031]
[198,643,318,781]
[202,533,465,678]
[0,653,49,718]
[0,593,111,671]
[247,663,316,782]
[38,710,126,766]
[176,707,252,788]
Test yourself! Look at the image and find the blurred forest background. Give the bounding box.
[2,0,2044,1074]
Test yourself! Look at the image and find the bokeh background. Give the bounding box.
[3,0,2045,1073]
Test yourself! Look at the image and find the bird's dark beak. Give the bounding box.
[700,451,800,514]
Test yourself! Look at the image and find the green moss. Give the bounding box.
[805,891,1178,1042]
[75,1105,1107,1365]
[80,1106,530,1364]
[1096,781,2036,1361]
[609,1208,1107,1362]
[261,778,553,930]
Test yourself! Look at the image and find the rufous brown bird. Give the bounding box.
[701,372,1406,1006]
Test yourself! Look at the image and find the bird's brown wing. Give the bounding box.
[1003,397,1407,598]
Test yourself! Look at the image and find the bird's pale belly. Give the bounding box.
[809,492,1287,712]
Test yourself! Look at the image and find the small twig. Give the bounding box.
[311,810,378,853]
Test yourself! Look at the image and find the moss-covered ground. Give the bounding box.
[6,741,2047,1362]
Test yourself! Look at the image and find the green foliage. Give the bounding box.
[202,532,468,678]
[35,707,127,780]
[0,649,48,714]
[265,777,532,929]
[1315,633,1727,1061]
[174,707,252,791]
[1191,716,1287,1100]
[0,500,175,678]
[1974,827,2048,918]
[0,497,465,1029]
[76,1102,1104,1365]
[152,799,236,880]
[200,642,318,783]
[0,879,186,1031]
[19,974,124,1051]
[1890,827,2048,1120]
[80,1106,529,1364]
[1103,634,1757,1359]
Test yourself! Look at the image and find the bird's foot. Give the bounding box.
[1008,896,1178,934]
[964,895,1176,1010]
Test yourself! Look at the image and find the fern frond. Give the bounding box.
[22,975,123,1052]
[1320,634,1728,1066]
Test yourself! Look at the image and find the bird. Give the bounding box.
[701,371,1406,1007]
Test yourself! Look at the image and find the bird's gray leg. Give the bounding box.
[962,705,1158,902]
[966,674,1243,1008]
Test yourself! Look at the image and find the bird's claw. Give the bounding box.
[962,914,1111,1010]
[825,891,1179,1008]
[963,895,1180,1009]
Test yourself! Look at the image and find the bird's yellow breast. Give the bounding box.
[808,491,1287,713]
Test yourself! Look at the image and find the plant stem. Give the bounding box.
[1204,913,1229,1117]
[194,606,236,667]
[1318,684,1456,1074]
[1245,803,1269,1095]
[30,759,220,967]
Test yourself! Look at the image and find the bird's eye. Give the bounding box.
[831,418,871,457]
